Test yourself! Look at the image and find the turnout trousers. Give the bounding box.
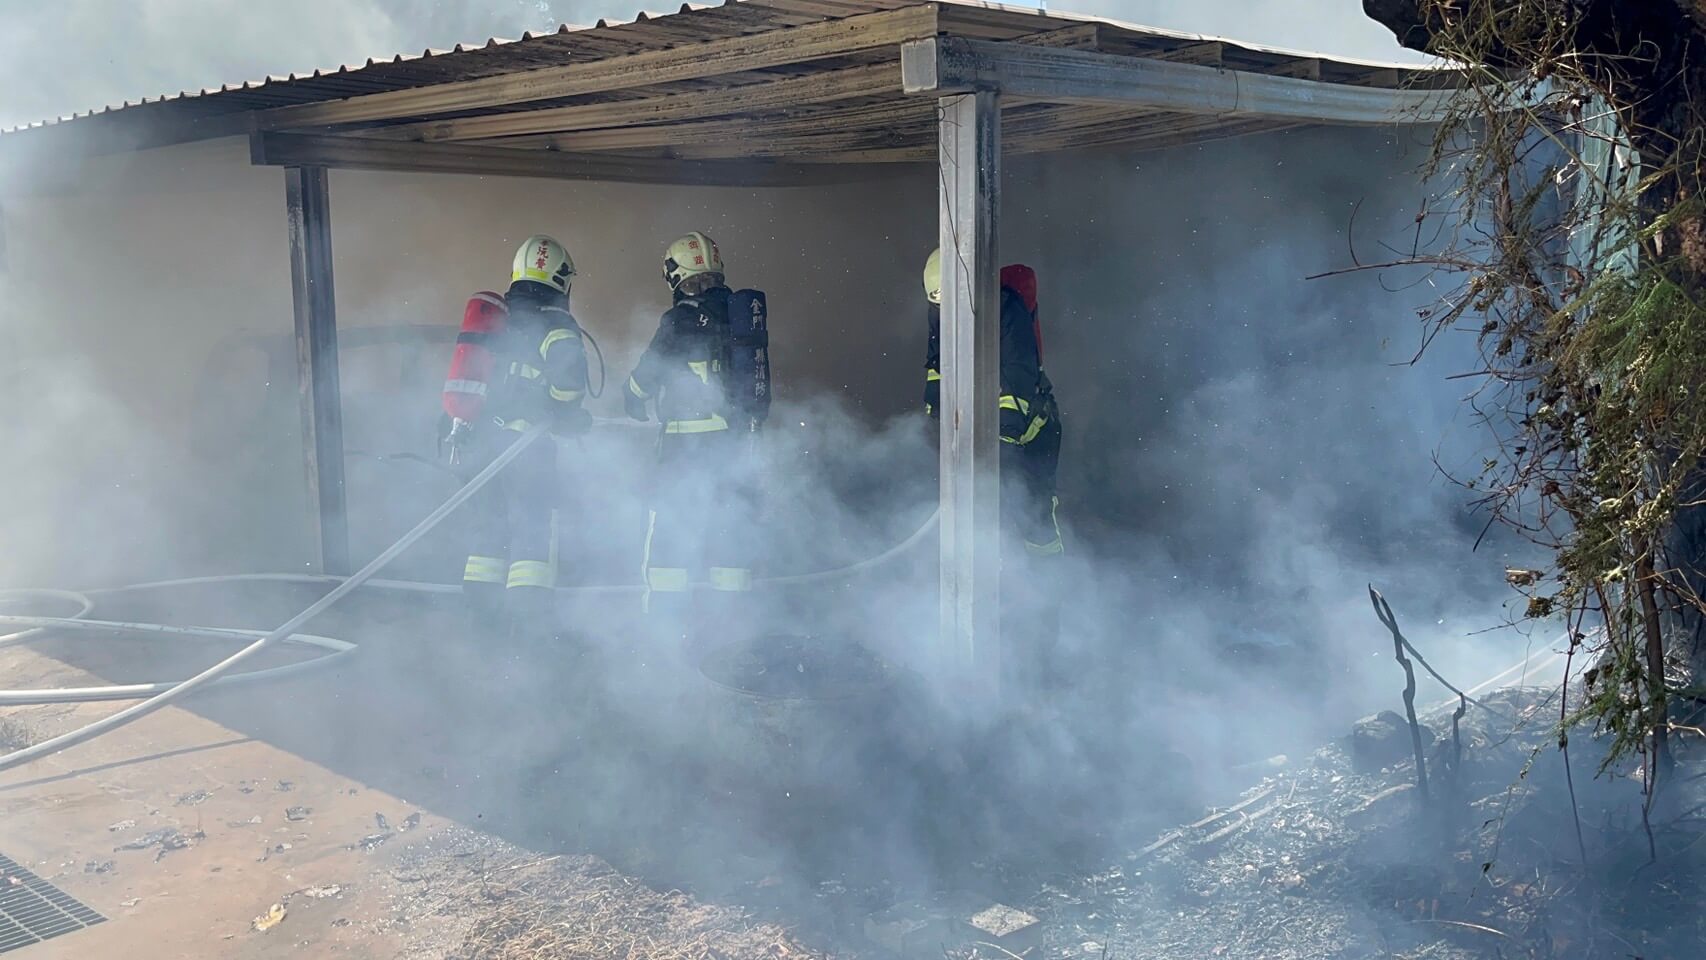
[641,427,754,658]
[459,426,560,638]
[1000,412,1064,693]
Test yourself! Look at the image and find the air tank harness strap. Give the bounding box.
[665,414,730,434]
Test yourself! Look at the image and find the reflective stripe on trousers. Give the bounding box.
[709,566,753,592]
[507,560,554,589]
[464,555,506,584]
[1024,496,1064,556]
[641,509,689,614]
[507,508,560,589]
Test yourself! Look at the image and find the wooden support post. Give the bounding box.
[284,166,350,575]
[937,90,1002,692]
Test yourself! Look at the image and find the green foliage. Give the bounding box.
[1402,0,1706,774]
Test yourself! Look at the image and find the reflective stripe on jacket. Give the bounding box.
[493,296,589,433]
[923,286,1056,444]
[628,286,734,432]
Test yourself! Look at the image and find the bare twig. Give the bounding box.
[1559,623,1591,865]
[971,941,1029,960]
[1405,918,1517,941]
[1350,782,1417,816]
[1371,587,1431,802]
[1185,784,1276,831]
[1134,829,1185,859]
[1200,797,1285,845]
[1451,692,1468,788]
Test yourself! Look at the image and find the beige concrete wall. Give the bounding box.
[1,138,307,587]
[0,124,1465,611]
[0,135,936,587]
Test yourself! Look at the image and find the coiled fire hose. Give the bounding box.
[0,422,549,772]
[0,423,941,772]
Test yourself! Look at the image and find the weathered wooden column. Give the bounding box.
[283,165,350,576]
[936,90,1002,690]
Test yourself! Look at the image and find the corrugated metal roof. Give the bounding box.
[0,0,1435,139]
[0,2,839,135]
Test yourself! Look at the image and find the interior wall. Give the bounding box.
[0,138,308,588]
[0,136,938,588]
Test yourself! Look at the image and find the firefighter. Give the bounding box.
[921,249,1064,681]
[624,231,769,655]
[444,234,590,641]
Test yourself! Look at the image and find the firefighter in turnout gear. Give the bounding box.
[922,249,1064,681]
[625,231,769,654]
[448,234,590,639]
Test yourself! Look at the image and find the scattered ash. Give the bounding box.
[701,633,890,699]
[962,688,1706,960]
[385,825,825,960]
[114,827,199,855]
[355,832,391,852]
[0,712,36,751]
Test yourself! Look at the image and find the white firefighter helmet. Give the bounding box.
[923,247,942,305]
[663,231,724,289]
[511,234,576,294]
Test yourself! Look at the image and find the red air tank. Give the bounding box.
[1000,264,1042,362]
[442,291,508,422]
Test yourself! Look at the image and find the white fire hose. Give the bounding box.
[0,423,548,772]
[0,423,941,771]
[0,419,1562,774]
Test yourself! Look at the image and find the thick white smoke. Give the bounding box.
[0,4,1565,955]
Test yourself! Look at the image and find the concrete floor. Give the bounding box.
[1,638,451,958]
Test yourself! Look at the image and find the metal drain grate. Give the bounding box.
[0,852,106,954]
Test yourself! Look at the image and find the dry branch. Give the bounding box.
[1371,587,1431,802]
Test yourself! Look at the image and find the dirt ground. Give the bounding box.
[0,637,824,960]
[979,689,1706,960]
[4,582,1704,960]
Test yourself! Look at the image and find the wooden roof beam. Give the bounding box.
[249,131,910,186]
[258,4,938,130]
[901,36,1459,125]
